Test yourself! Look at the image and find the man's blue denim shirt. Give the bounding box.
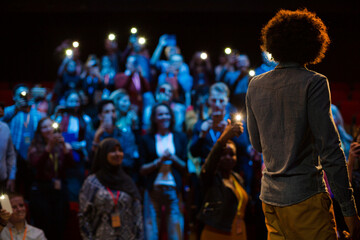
[246,63,357,217]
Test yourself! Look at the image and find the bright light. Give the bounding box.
[0,195,5,200]
[65,49,73,57]
[225,48,232,55]
[235,114,242,122]
[131,27,138,34]
[72,41,79,48]
[265,51,274,61]
[52,122,59,129]
[200,52,208,60]
[108,33,116,41]
[138,37,146,45]
[249,69,255,77]
[20,91,27,97]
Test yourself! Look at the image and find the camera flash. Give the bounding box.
[108,33,116,41]
[225,48,232,55]
[52,122,59,129]
[0,195,5,200]
[138,37,146,45]
[20,91,27,97]
[131,28,138,34]
[249,69,255,77]
[65,49,73,57]
[200,52,208,60]
[235,114,242,122]
[72,41,79,48]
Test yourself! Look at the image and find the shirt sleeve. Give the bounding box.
[79,177,98,240]
[307,76,356,217]
[246,91,262,152]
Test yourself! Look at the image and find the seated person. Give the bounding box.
[0,193,47,240]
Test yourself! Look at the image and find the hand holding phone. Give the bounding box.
[0,194,13,214]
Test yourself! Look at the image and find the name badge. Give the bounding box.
[24,132,31,145]
[111,211,121,228]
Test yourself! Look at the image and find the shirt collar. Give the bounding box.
[7,221,28,233]
[275,62,305,69]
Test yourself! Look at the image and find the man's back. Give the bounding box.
[246,63,354,215]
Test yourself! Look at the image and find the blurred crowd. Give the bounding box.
[0,29,359,240]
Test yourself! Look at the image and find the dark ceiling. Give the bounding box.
[2,1,360,86]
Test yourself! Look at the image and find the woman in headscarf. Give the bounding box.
[79,138,143,240]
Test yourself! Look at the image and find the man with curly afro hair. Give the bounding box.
[246,9,360,239]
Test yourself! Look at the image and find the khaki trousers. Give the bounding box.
[262,192,338,240]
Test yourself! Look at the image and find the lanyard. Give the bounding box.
[106,187,120,208]
[23,113,30,129]
[231,175,244,215]
[209,129,220,143]
[49,153,59,177]
[9,226,27,240]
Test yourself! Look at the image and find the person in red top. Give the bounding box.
[114,55,151,114]
[28,117,73,240]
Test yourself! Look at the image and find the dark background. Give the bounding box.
[2,0,360,87]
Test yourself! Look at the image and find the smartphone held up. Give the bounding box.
[0,194,13,214]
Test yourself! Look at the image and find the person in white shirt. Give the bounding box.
[0,193,47,240]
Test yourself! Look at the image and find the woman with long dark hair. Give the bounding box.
[28,117,73,240]
[139,103,187,240]
[79,138,143,240]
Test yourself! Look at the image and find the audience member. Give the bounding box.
[79,138,143,240]
[198,120,248,240]
[28,117,73,240]
[189,51,214,88]
[0,193,47,240]
[158,54,193,106]
[0,102,16,193]
[114,55,151,114]
[54,90,93,201]
[0,84,43,198]
[140,103,187,240]
[110,89,139,131]
[92,100,139,181]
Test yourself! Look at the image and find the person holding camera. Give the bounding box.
[28,117,73,240]
[190,82,249,167]
[189,51,214,89]
[53,90,93,201]
[150,34,189,75]
[92,100,139,183]
[0,193,47,239]
[114,55,151,116]
[158,54,193,106]
[0,84,43,199]
[198,119,248,240]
